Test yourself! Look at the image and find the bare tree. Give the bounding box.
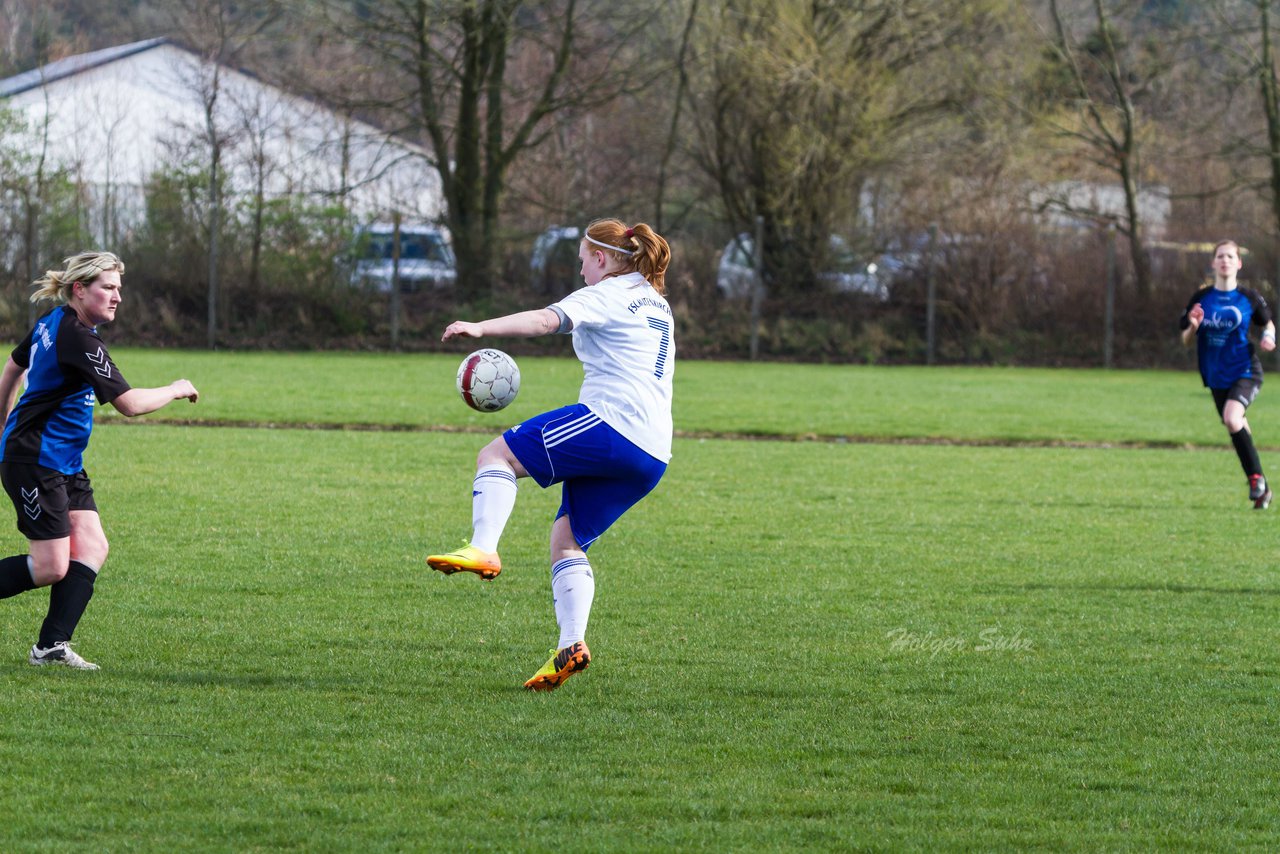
[0,0,52,77]
[1208,0,1280,244]
[315,0,653,301]
[226,85,289,294]
[3,55,61,320]
[1039,0,1195,297]
[162,0,281,347]
[653,0,700,233]
[685,0,1009,296]
[1249,0,1280,243]
[0,103,91,330]
[0,107,37,312]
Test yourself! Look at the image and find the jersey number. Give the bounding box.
[646,317,671,379]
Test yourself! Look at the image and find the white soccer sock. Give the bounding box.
[552,556,595,648]
[470,464,518,553]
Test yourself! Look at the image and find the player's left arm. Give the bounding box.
[111,381,199,416]
[1248,289,1276,352]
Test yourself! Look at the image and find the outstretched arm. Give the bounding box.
[442,309,560,342]
[110,380,199,417]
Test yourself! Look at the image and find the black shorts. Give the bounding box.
[1212,378,1262,417]
[0,463,97,541]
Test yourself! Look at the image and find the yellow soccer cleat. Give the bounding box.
[426,544,502,580]
[523,641,591,692]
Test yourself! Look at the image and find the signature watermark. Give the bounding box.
[885,626,1034,658]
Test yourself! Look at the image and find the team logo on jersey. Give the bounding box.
[1202,305,1243,332]
[20,487,40,520]
[85,347,112,378]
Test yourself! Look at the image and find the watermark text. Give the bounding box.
[885,626,1034,657]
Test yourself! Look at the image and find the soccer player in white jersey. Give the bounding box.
[427,219,674,691]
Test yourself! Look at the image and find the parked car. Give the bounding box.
[349,223,456,293]
[716,233,891,301]
[529,225,582,296]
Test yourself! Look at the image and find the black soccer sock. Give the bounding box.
[37,561,97,647]
[1230,427,1264,479]
[0,554,36,600]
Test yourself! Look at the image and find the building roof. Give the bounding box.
[0,38,169,99]
[0,37,443,226]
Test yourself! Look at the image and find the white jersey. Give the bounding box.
[552,272,674,462]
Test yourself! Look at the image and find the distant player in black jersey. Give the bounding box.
[0,251,199,669]
[1180,240,1277,509]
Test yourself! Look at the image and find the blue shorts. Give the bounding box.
[504,404,667,549]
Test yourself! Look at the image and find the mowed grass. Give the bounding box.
[0,353,1277,850]
[108,347,1244,447]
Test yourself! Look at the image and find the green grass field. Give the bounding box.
[1,351,1278,851]
[109,348,1230,446]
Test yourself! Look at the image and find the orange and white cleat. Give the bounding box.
[426,544,502,580]
[523,641,591,692]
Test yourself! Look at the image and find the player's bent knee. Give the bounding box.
[30,560,69,586]
[71,540,108,570]
[476,437,521,474]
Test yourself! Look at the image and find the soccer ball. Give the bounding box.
[456,348,521,412]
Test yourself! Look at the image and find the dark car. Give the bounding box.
[530,225,582,296]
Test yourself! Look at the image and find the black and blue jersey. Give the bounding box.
[1,306,131,474]
[1181,286,1273,389]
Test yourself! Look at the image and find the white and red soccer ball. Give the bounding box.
[456,348,521,412]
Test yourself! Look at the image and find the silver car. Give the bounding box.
[716,233,890,301]
[350,223,457,293]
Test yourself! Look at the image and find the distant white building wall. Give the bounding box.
[1,40,443,243]
[1028,180,1170,240]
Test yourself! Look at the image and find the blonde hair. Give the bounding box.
[584,219,671,295]
[31,251,125,304]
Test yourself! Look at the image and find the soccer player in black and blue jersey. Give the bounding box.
[0,252,198,669]
[1180,240,1277,510]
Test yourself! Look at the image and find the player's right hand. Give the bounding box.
[1187,303,1204,328]
[172,379,199,403]
[442,321,483,342]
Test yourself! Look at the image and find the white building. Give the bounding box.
[0,38,444,243]
[1028,180,1170,240]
